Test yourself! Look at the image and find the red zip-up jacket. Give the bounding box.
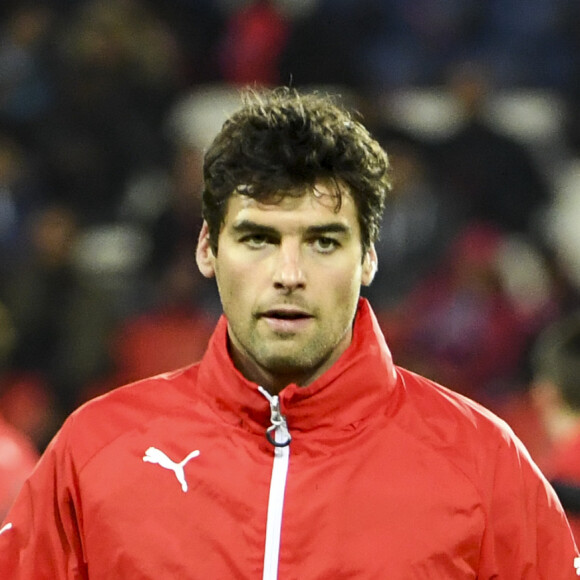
[0,300,577,578]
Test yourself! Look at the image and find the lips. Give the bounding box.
[261,307,312,320]
[259,307,314,333]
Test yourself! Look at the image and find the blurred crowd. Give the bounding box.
[1,0,580,519]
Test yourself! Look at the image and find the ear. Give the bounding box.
[361,244,378,286]
[196,221,216,279]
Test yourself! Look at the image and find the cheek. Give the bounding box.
[332,264,364,296]
[214,261,233,306]
[322,269,362,316]
[215,258,258,312]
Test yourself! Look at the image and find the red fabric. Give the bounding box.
[0,300,577,578]
[0,416,38,520]
[219,1,289,85]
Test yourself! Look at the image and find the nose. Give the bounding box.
[272,240,306,291]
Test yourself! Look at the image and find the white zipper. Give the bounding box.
[258,387,291,580]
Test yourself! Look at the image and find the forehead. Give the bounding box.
[222,183,361,233]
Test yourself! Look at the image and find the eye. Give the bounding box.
[240,233,273,249]
[311,236,340,254]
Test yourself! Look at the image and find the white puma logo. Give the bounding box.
[143,447,200,492]
[0,523,12,536]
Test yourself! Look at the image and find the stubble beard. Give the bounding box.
[247,321,350,386]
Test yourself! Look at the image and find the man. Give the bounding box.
[531,312,580,545]
[0,87,577,578]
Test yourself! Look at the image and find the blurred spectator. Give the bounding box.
[544,159,580,293]
[378,223,534,402]
[363,128,460,309]
[218,0,290,86]
[0,3,56,134]
[0,370,56,453]
[0,303,44,495]
[0,412,39,520]
[279,0,359,87]
[142,0,226,85]
[434,62,551,234]
[100,255,216,394]
[529,311,580,543]
[0,302,15,368]
[281,0,483,90]
[144,124,206,281]
[477,0,576,89]
[0,205,116,419]
[141,84,239,294]
[32,0,184,223]
[0,131,47,274]
[352,0,482,89]
[560,0,580,153]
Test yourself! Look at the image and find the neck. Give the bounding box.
[228,344,323,396]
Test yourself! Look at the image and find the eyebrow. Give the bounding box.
[305,223,352,236]
[231,220,352,237]
[231,221,278,237]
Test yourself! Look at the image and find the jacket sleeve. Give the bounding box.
[478,427,579,579]
[0,417,87,579]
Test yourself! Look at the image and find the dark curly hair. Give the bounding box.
[202,87,391,255]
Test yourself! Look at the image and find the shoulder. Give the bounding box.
[51,364,201,468]
[395,366,512,435]
[77,364,200,419]
[392,366,529,476]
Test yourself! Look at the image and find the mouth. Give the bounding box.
[259,307,314,332]
[261,307,313,320]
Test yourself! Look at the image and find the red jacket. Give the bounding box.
[0,300,577,578]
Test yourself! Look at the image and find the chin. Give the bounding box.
[261,352,329,382]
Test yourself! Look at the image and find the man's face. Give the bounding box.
[197,182,377,393]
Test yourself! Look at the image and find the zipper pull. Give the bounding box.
[258,387,292,448]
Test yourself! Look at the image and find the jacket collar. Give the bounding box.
[197,298,398,436]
